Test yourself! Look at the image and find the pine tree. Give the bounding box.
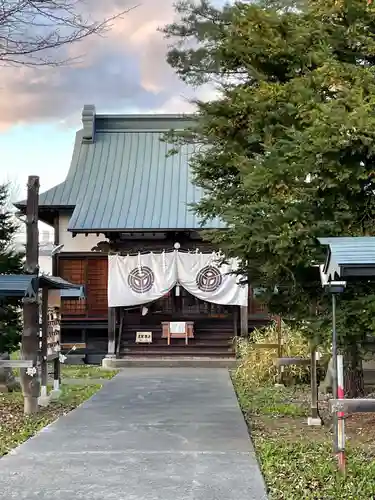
[0,183,24,354]
[164,0,375,396]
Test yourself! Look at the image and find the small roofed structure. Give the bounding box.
[0,274,84,395]
[318,237,375,280]
[0,274,84,298]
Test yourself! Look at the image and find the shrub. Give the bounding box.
[235,322,329,387]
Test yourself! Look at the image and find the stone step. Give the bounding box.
[122,349,234,357]
[102,356,237,369]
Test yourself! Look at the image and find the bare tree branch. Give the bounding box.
[0,0,138,66]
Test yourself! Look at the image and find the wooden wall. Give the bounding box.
[58,255,108,319]
[58,252,268,321]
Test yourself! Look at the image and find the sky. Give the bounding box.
[1,0,217,222]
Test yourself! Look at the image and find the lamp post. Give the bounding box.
[332,292,338,400]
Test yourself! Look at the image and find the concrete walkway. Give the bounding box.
[0,369,267,500]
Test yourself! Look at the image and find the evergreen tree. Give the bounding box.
[0,183,24,353]
[164,0,375,396]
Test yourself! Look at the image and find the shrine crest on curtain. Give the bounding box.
[108,251,248,308]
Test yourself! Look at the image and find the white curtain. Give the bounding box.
[108,253,177,307]
[108,251,248,308]
[176,251,248,306]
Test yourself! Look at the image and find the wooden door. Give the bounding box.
[86,257,108,318]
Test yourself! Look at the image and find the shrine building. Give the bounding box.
[16,105,269,365]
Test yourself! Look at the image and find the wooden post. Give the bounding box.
[233,307,238,337]
[233,307,239,356]
[40,287,48,398]
[310,347,318,418]
[106,307,116,358]
[53,356,60,393]
[307,346,322,425]
[240,306,248,336]
[116,308,123,357]
[20,175,40,415]
[275,315,283,385]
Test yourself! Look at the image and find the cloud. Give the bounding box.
[0,0,200,129]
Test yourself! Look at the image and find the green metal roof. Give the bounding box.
[16,107,224,232]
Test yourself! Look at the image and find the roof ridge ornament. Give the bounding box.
[82,104,96,143]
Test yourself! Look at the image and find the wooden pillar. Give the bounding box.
[240,306,248,336]
[276,315,283,385]
[310,347,319,419]
[233,307,239,356]
[40,287,48,398]
[81,328,87,364]
[20,175,40,415]
[106,307,116,358]
[116,308,124,357]
[233,307,238,337]
[53,356,60,392]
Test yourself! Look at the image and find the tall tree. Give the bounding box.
[0,183,24,354]
[0,1,134,66]
[164,0,375,396]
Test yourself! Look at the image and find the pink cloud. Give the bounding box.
[0,0,198,129]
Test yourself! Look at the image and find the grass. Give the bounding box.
[60,365,119,380]
[0,384,101,457]
[233,378,375,499]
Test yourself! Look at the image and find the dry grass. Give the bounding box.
[235,322,329,386]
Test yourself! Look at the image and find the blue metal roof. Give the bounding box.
[41,275,82,290]
[15,108,224,232]
[0,275,36,297]
[60,287,85,298]
[0,274,83,298]
[319,237,375,279]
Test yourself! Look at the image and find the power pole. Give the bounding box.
[20,176,40,414]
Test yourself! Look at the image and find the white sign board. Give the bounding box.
[136,332,152,343]
[170,322,186,334]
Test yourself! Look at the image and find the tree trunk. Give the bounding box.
[20,175,40,415]
[23,394,39,414]
[20,300,40,414]
[344,345,364,398]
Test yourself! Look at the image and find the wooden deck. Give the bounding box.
[120,323,236,358]
[60,315,270,360]
[57,253,271,360]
